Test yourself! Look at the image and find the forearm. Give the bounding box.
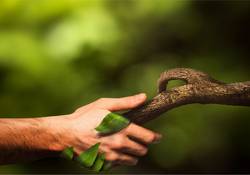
[0,116,68,165]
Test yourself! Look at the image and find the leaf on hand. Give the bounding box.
[76,143,100,168]
[92,153,105,172]
[95,112,130,135]
[61,113,130,171]
[60,146,74,160]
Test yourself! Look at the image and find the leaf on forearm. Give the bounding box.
[60,146,74,160]
[95,112,130,135]
[92,153,105,172]
[76,143,100,168]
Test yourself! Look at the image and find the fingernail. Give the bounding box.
[136,93,146,100]
[152,134,162,144]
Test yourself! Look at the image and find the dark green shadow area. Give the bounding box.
[0,0,250,173]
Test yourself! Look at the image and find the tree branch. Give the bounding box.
[123,68,250,124]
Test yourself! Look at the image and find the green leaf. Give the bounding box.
[60,146,74,160]
[95,112,130,135]
[61,113,130,171]
[92,153,105,172]
[76,143,100,168]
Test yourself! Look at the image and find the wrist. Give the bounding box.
[40,114,72,154]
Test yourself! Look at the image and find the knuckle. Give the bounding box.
[74,108,81,113]
[74,106,85,113]
[114,140,126,149]
[112,136,126,149]
[123,123,132,132]
[96,98,106,103]
[106,153,119,161]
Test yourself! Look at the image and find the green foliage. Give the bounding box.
[61,112,129,172]
[60,147,74,160]
[76,143,100,168]
[0,0,250,173]
[95,112,130,135]
[61,143,106,172]
[92,153,105,172]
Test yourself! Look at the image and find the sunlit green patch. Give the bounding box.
[95,112,130,135]
[92,153,105,172]
[60,146,74,160]
[75,143,100,168]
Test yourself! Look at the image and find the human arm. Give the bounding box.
[0,93,162,166]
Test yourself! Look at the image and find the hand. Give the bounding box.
[50,93,162,166]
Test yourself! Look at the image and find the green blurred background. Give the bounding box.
[0,0,250,173]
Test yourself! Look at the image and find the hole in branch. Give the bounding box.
[167,79,186,90]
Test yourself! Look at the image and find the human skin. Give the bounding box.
[0,93,162,166]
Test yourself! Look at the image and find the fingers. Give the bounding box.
[74,147,138,166]
[119,138,148,157]
[104,134,148,157]
[124,123,162,145]
[93,93,147,111]
[73,126,161,167]
[105,152,138,166]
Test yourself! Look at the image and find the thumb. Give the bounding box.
[94,93,147,111]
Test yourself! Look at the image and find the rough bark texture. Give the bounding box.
[123,68,250,124]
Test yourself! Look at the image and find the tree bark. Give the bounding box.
[123,68,250,124]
